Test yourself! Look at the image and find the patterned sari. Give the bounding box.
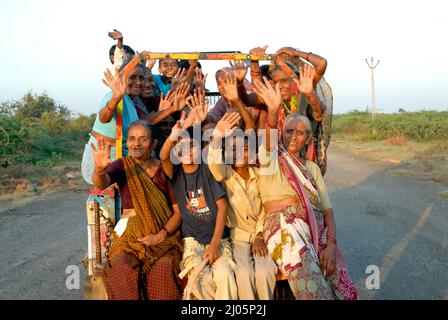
[105,157,183,299]
[277,145,358,300]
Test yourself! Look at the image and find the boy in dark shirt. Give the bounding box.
[160,91,237,300]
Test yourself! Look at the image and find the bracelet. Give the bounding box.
[265,119,277,129]
[106,101,114,112]
[94,170,106,176]
[327,234,337,245]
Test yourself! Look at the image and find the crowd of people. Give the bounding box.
[81,29,358,300]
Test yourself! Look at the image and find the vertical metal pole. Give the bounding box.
[366,57,380,120]
[94,200,102,266]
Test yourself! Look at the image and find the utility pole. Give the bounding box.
[365,57,380,120]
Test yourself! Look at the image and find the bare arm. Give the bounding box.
[277,47,327,84]
[138,204,183,246]
[211,197,228,246]
[159,135,176,179]
[164,204,183,234]
[208,112,242,181]
[233,99,255,131]
[249,46,268,85]
[252,77,282,152]
[218,72,255,131]
[146,83,190,125]
[319,207,337,276]
[203,197,228,264]
[146,105,177,125]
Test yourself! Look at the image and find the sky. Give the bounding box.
[0,0,447,116]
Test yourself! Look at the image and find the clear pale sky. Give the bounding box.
[0,0,447,116]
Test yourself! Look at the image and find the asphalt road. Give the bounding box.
[0,145,447,300]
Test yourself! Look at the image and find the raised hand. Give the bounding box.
[229,60,248,82]
[294,64,315,96]
[212,111,242,140]
[143,51,156,70]
[188,59,199,70]
[192,89,208,123]
[159,90,176,111]
[253,76,282,114]
[186,89,209,125]
[193,67,207,92]
[249,45,268,59]
[171,68,188,90]
[172,82,191,111]
[108,29,123,40]
[168,112,189,142]
[102,68,127,100]
[90,138,112,173]
[217,73,239,103]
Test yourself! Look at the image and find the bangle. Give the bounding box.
[265,119,277,129]
[94,170,106,176]
[106,101,115,113]
[327,234,337,245]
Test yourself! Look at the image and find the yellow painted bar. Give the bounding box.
[143,52,275,61]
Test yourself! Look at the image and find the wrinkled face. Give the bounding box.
[158,58,179,78]
[127,67,144,97]
[272,69,292,102]
[177,138,200,165]
[142,70,156,98]
[216,70,228,96]
[284,120,310,154]
[127,125,155,160]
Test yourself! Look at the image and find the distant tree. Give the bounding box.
[398,108,406,113]
[4,91,72,120]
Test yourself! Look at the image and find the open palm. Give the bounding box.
[253,77,282,113]
[295,64,315,96]
[90,138,112,172]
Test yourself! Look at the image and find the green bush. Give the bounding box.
[333,110,448,141]
[0,92,95,168]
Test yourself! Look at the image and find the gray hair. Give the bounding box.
[283,113,312,137]
[128,120,155,139]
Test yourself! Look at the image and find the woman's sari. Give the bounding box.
[108,157,183,272]
[105,157,183,299]
[277,145,358,300]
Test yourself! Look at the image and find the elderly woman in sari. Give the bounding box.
[81,63,144,185]
[90,120,183,300]
[253,72,358,300]
[241,46,330,175]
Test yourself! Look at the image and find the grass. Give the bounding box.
[332,111,448,183]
